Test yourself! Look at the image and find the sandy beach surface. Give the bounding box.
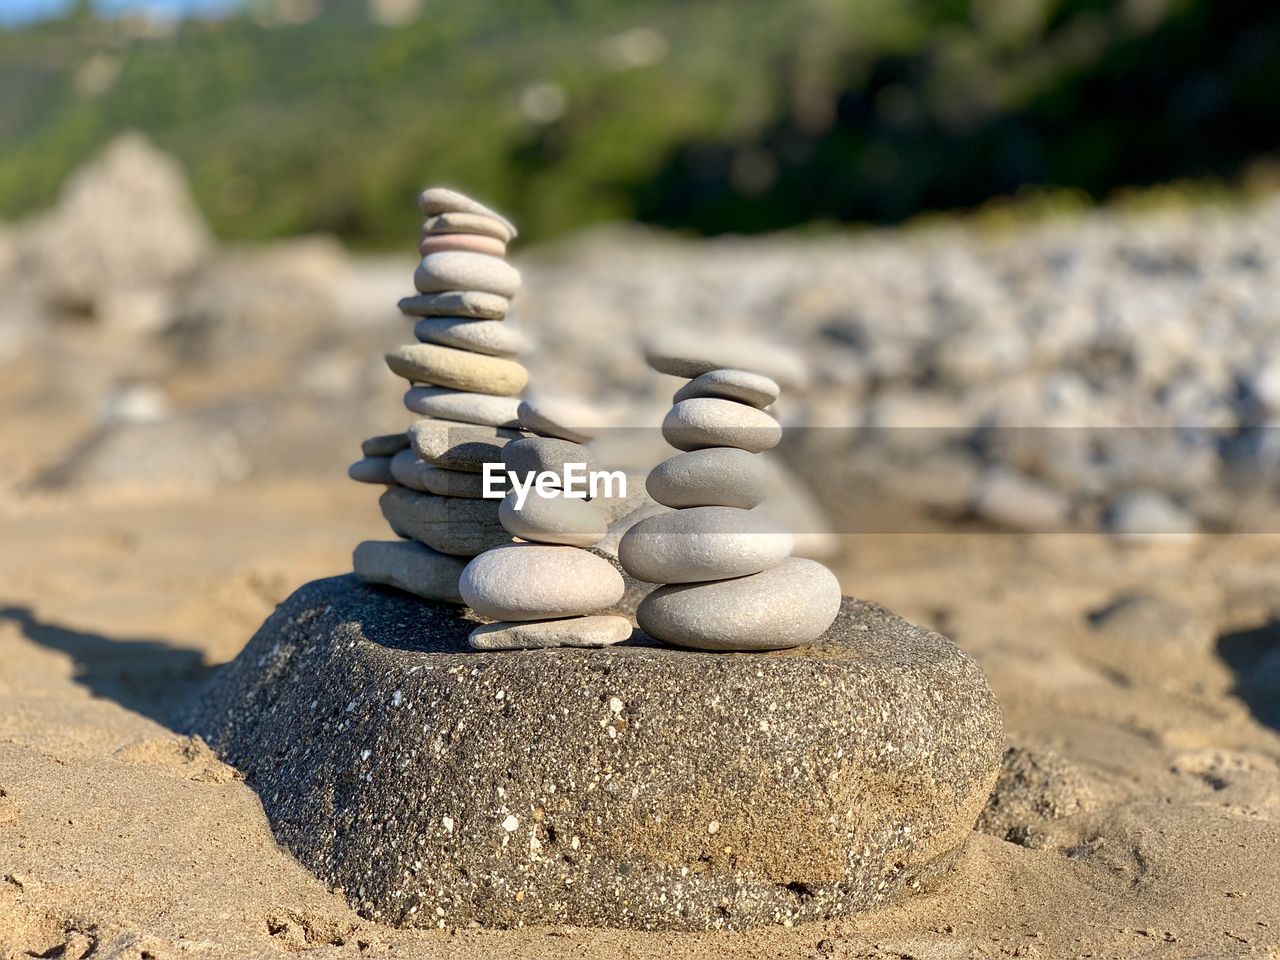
[2,465,1278,958]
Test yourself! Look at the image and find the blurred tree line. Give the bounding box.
[0,0,1277,246]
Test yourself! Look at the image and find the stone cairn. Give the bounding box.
[620,361,842,650]
[349,187,628,649]
[348,187,530,605]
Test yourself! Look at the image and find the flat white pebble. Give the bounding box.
[421,211,513,242]
[618,506,793,583]
[459,543,624,621]
[499,489,607,547]
[414,317,527,358]
[673,368,780,408]
[398,291,510,320]
[662,398,781,453]
[646,448,773,509]
[403,387,522,428]
[637,557,841,651]
[414,252,521,299]
[468,615,633,650]
[417,188,517,238]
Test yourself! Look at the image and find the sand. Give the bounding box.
[2,467,1278,958]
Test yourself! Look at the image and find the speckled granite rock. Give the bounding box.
[183,574,1003,931]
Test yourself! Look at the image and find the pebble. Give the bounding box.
[468,615,633,650]
[421,211,513,242]
[973,469,1072,532]
[398,291,510,320]
[361,432,409,457]
[386,344,528,395]
[353,539,466,604]
[414,252,521,299]
[380,487,510,557]
[1104,490,1199,537]
[459,542,624,621]
[390,449,502,498]
[501,436,600,484]
[618,506,793,583]
[646,447,773,509]
[418,233,507,258]
[673,368,780,408]
[517,396,602,443]
[637,557,842,651]
[348,456,395,485]
[403,387,521,428]
[644,332,807,388]
[414,317,528,358]
[662,398,781,453]
[499,489,607,547]
[409,418,525,473]
[417,187,517,239]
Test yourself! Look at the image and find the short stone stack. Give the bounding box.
[620,363,842,650]
[459,405,629,650]
[348,187,530,603]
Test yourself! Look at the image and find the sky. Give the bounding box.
[0,0,238,25]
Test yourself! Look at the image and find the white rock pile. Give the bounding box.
[619,355,842,651]
[349,188,531,603]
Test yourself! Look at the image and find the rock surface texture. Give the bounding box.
[622,358,841,650]
[351,187,532,602]
[184,575,1005,932]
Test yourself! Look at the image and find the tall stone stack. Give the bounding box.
[348,188,530,603]
[458,407,629,650]
[620,364,842,650]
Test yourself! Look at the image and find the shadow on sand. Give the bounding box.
[1217,620,1280,732]
[0,604,213,728]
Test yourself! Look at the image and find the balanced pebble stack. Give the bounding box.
[348,188,531,603]
[459,403,629,650]
[620,361,842,650]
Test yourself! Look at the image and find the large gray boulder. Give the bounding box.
[184,575,1003,931]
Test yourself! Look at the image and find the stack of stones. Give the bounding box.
[620,362,842,650]
[348,188,531,603]
[458,405,630,650]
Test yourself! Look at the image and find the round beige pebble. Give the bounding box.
[348,456,395,485]
[673,368,780,408]
[390,449,504,498]
[361,432,409,457]
[409,418,525,473]
[468,615,633,650]
[662,398,781,453]
[501,436,600,485]
[618,506,792,584]
[386,344,528,396]
[398,291,510,320]
[353,539,466,604]
[499,489,607,547]
[417,188,517,239]
[646,447,773,509]
[637,557,841,651]
[414,317,527,358]
[404,387,521,428]
[418,233,507,258]
[459,543,624,621]
[421,211,513,242]
[380,487,510,557]
[414,252,521,299]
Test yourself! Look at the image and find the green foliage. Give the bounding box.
[0,0,1276,247]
